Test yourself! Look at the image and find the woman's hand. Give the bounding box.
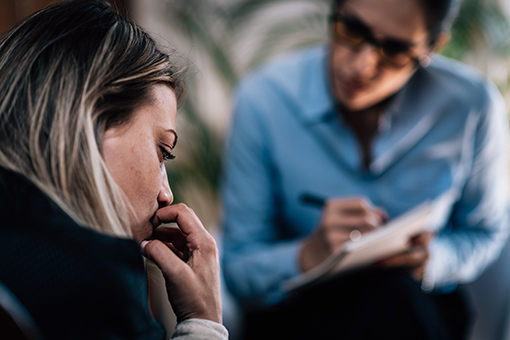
[141,203,222,324]
[299,197,387,272]
[377,232,434,281]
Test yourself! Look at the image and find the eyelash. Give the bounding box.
[159,146,176,161]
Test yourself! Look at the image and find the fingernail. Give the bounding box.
[378,211,388,224]
[140,240,149,251]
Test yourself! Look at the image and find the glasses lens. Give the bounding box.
[380,42,412,66]
[331,14,416,67]
[334,19,365,47]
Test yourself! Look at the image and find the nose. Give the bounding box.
[158,167,173,208]
[351,44,379,79]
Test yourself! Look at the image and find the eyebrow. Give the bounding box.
[341,10,416,48]
[167,129,178,148]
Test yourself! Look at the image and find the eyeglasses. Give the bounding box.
[329,13,431,68]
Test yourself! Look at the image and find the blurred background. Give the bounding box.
[130,2,510,337]
[2,0,510,339]
[134,0,510,234]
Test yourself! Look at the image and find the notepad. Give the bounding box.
[282,200,437,292]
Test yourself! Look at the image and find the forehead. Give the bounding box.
[340,0,429,45]
[124,84,178,143]
[143,84,177,125]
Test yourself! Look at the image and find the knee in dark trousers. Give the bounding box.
[243,269,471,340]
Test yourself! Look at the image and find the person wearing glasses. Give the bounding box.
[221,0,509,339]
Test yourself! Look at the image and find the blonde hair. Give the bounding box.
[0,0,184,237]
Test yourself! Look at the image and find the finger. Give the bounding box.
[374,207,389,223]
[152,204,212,249]
[164,242,187,262]
[327,197,373,215]
[324,232,351,250]
[328,198,386,224]
[323,215,380,233]
[153,225,188,252]
[325,205,385,229]
[154,206,220,278]
[411,232,434,247]
[413,266,425,282]
[378,247,428,268]
[141,239,191,278]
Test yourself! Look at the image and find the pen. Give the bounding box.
[299,193,326,208]
[300,192,389,224]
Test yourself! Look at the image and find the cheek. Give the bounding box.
[130,154,163,204]
[124,155,164,241]
[330,45,349,74]
[374,67,415,96]
[112,143,162,219]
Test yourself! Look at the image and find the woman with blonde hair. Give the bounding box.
[0,0,227,339]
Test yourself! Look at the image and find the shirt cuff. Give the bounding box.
[171,319,229,340]
[423,236,456,291]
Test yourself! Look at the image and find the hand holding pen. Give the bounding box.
[300,193,432,281]
[298,193,388,273]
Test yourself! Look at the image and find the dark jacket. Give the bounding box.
[0,167,165,339]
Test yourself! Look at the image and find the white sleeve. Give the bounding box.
[170,319,229,340]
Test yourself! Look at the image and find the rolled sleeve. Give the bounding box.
[426,80,510,288]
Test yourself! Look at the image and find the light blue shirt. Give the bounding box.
[221,45,510,308]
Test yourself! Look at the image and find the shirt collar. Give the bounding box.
[299,45,336,124]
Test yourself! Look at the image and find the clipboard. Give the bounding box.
[282,201,435,292]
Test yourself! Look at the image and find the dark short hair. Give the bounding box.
[331,0,461,45]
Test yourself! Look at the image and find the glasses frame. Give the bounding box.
[329,13,431,68]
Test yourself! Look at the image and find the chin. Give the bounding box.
[130,222,154,242]
[339,96,370,111]
[338,92,385,112]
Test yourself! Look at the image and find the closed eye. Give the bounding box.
[159,146,175,161]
